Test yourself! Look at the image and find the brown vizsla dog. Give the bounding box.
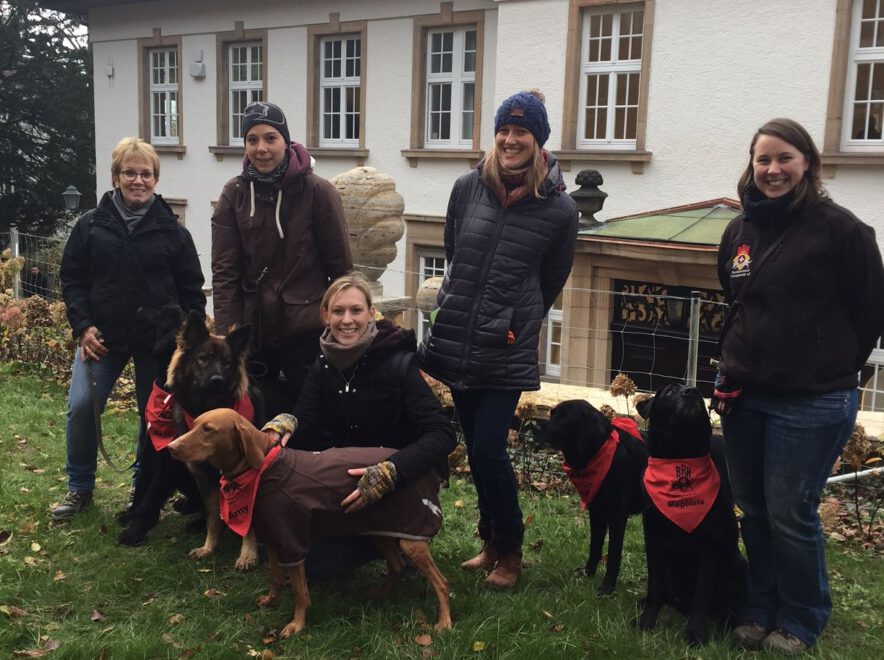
[168,408,452,637]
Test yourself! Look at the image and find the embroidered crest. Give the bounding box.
[732,244,751,273]
[510,108,525,117]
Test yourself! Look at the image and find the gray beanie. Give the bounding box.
[241,101,291,144]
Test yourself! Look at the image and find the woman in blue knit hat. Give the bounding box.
[420,90,579,589]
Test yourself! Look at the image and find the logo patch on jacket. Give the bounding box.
[731,244,751,279]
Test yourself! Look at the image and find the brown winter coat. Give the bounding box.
[211,145,352,346]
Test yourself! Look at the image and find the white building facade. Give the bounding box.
[45,0,884,299]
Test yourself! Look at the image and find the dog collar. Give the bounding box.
[219,444,282,537]
[643,455,720,533]
[562,417,642,509]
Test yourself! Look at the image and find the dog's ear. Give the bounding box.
[225,324,252,359]
[179,310,210,350]
[236,416,266,471]
[635,395,654,421]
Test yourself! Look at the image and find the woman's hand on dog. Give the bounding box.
[341,461,398,513]
[79,326,109,362]
[263,430,291,448]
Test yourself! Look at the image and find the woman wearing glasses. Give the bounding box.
[54,137,205,520]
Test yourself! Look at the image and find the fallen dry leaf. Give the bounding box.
[549,623,565,633]
[90,609,105,622]
[525,514,534,526]
[203,589,224,599]
[2,605,27,618]
[19,521,36,534]
[30,542,41,553]
[471,641,486,652]
[23,556,39,567]
[53,571,65,582]
[415,634,433,646]
[453,499,464,509]
[179,649,196,658]
[542,610,554,619]
[168,614,184,625]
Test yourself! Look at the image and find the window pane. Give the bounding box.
[462,82,474,140]
[856,63,871,100]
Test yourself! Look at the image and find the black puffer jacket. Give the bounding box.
[718,196,884,394]
[60,192,206,352]
[291,320,456,485]
[419,156,578,390]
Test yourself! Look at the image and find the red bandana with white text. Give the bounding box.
[219,444,282,537]
[144,381,255,451]
[643,455,720,533]
[562,417,642,509]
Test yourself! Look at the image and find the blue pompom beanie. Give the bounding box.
[241,101,291,145]
[494,91,551,148]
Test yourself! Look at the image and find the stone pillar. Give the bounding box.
[331,166,405,298]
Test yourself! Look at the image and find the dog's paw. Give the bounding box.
[256,594,276,608]
[235,554,259,571]
[596,580,616,597]
[636,608,659,631]
[188,546,213,560]
[683,626,709,647]
[582,562,599,577]
[117,526,147,547]
[280,619,304,638]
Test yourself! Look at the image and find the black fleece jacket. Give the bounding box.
[290,320,456,485]
[717,195,884,395]
[60,192,205,352]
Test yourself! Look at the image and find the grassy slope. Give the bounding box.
[0,364,882,659]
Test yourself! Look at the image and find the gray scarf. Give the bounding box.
[112,189,156,234]
[319,321,379,371]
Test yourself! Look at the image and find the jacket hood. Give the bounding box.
[368,319,417,358]
[240,142,314,191]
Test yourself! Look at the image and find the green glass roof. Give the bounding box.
[580,200,741,246]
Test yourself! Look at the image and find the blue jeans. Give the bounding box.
[720,388,857,646]
[451,389,524,554]
[65,346,156,493]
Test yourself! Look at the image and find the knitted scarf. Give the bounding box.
[319,321,379,370]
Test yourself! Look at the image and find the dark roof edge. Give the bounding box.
[606,197,741,223]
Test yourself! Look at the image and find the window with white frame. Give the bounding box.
[842,0,884,150]
[320,35,361,147]
[545,292,564,378]
[229,43,264,143]
[577,6,643,149]
[149,47,179,143]
[425,27,476,147]
[417,251,447,342]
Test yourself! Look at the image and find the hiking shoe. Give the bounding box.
[762,629,809,656]
[52,490,93,520]
[732,621,769,649]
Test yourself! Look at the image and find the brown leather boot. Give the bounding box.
[460,544,497,572]
[483,551,522,590]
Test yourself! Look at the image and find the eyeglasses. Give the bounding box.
[119,170,155,182]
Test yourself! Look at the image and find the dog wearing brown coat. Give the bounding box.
[168,408,452,637]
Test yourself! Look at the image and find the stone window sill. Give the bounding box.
[154,144,186,160]
[309,147,369,167]
[400,148,485,168]
[820,151,884,178]
[552,149,652,174]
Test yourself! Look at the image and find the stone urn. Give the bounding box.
[570,169,608,231]
[331,167,405,296]
[416,276,443,313]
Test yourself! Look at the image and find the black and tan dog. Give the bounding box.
[635,383,746,646]
[168,408,452,637]
[121,311,264,570]
[543,400,648,595]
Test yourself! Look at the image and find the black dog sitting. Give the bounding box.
[543,400,648,595]
[635,383,746,646]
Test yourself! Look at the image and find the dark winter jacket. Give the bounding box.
[60,192,205,352]
[717,195,884,395]
[253,446,443,567]
[211,143,352,345]
[419,155,578,390]
[291,320,456,485]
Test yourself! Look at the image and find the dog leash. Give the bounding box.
[84,360,136,474]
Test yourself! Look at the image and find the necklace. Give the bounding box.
[334,363,360,393]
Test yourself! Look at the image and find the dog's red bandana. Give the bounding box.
[144,382,255,451]
[219,444,282,537]
[643,455,720,533]
[562,417,642,509]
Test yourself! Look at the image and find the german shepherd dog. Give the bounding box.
[635,383,746,646]
[542,400,648,595]
[121,310,264,570]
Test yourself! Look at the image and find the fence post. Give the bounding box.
[686,290,702,387]
[10,224,21,298]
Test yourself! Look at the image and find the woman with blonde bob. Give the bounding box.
[263,271,456,577]
[55,137,205,520]
[420,89,579,589]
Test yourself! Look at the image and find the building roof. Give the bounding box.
[580,198,742,247]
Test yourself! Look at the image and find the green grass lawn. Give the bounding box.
[1,363,882,659]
